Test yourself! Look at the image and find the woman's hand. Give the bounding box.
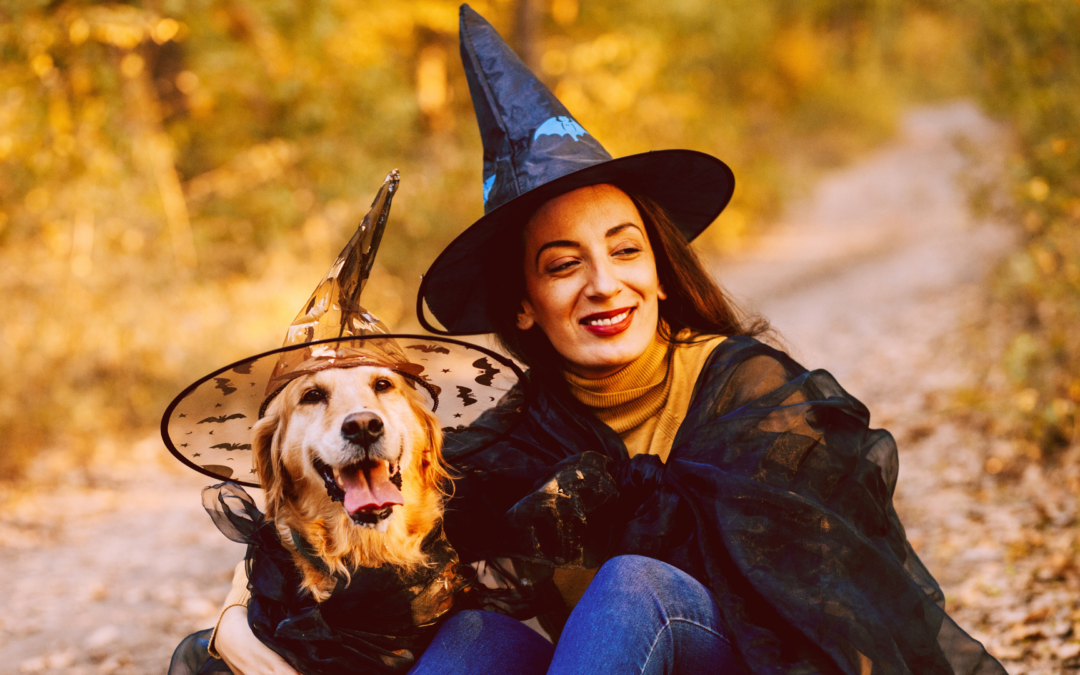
[214,606,300,675]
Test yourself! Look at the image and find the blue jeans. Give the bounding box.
[409,555,745,675]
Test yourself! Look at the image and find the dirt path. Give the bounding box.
[0,468,247,675]
[716,101,1078,674]
[1,101,1072,675]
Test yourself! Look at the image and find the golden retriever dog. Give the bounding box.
[252,364,449,602]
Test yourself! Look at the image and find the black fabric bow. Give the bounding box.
[442,336,1006,675]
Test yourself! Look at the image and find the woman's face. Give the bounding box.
[518,184,665,379]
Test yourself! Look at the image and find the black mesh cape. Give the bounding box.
[441,336,1005,675]
[169,483,475,675]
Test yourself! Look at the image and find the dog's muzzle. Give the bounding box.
[313,457,400,531]
[310,412,405,531]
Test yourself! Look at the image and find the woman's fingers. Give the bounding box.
[215,606,300,675]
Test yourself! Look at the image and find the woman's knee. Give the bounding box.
[596,553,656,577]
[592,554,668,592]
[592,555,709,599]
[435,609,489,640]
[433,609,536,646]
[552,558,738,674]
[584,555,719,625]
[412,610,553,675]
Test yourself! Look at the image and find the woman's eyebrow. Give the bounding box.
[536,239,579,266]
[605,222,639,238]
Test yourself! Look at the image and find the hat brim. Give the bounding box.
[161,334,528,487]
[419,149,734,335]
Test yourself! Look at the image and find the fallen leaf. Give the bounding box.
[993,644,1026,660]
[88,581,108,602]
[95,653,130,675]
[85,624,121,659]
[46,652,75,669]
[85,625,120,649]
[1034,566,1065,582]
[1024,607,1052,623]
[1051,620,1072,638]
[1010,624,1046,642]
[1057,642,1080,660]
[18,657,46,674]
[1049,553,1073,574]
[181,597,216,618]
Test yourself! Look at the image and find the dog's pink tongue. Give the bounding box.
[341,462,403,515]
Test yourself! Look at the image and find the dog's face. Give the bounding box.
[252,364,447,592]
[268,367,429,530]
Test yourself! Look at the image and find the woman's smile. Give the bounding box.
[517,184,665,379]
[580,306,636,335]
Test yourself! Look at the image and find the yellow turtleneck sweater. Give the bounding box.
[563,330,726,462]
[550,330,726,609]
[210,330,727,652]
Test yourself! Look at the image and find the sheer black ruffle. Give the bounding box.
[169,483,475,675]
[442,336,1005,675]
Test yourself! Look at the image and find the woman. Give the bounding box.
[214,6,1004,674]
[416,180,766,675]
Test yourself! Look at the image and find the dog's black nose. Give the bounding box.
[341,412,384,447]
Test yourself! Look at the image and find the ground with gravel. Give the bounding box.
[2,101,1076,675]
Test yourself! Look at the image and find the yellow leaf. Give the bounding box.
[1028,177,1049,201]
[151,18,180,45]
[31,53,54,78]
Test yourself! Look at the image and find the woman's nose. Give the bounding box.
[584,259,620,299]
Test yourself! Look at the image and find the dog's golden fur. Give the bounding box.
[252,366,450,601]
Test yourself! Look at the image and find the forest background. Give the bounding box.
[0,0,1076,486]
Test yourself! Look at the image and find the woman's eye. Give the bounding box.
[374,378,393,392]
[614,246,641,257]
[546,258,580,274]
[300,388,327,404]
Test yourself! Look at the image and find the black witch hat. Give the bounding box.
[418,4,734,336]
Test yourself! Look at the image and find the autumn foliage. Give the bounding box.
[0,0,1038,481]
[960,0,1080,464]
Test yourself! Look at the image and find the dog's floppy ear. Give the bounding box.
[414,401,452,496]
[252,406,293,518]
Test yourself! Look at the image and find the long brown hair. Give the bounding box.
[490,186,770,368]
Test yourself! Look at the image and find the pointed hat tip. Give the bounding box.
[459,4,484,27]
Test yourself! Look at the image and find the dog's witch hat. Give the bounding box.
[162,171,526,487]
[417,5,735,335]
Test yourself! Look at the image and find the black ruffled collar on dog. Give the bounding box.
[203,482,476,674]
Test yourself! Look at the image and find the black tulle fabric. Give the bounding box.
[441,336,1006,675]
[169,483,475,675]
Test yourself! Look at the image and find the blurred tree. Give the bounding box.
[0,0,964,481]
[955,0,1080,465]
[513,0,540,71]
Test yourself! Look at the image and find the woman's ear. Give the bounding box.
[516,299,536,330]
[658,284,667,301]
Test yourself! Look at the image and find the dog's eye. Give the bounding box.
[373,378,393,393]
[300,387,327,404]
